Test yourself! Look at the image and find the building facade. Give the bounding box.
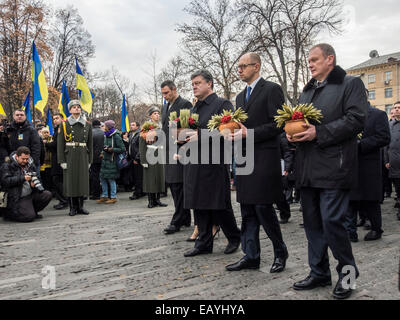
[347,51,400,114]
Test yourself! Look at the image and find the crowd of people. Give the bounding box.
[0,43,399,300]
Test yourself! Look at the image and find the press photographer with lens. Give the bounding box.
[0,146,52,222]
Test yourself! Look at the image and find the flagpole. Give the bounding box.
[32,78,35,126]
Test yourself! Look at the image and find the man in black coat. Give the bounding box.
[288,44,368,299]
[89,119,104,200]
[1,147,52,222]
[128,121,144,200]
[385,101,400,221]
[161,80,193,234]
[345,102,391,242]
[7,109,41,174]
[45,112,68,209]
[225,53,288,273]
[183,70,241,257]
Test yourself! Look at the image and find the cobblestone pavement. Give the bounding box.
[0,191,399,300]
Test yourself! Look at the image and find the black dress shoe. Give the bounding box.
[332,277,353,299]
[89,196,100,200]
[155,200,168,207]
[224,242,239,254]
[363,220,371,230]
[163,225,180,235]
[279,218,289,224]
[270,252,288,273]
[225,258,260,271]
[54,202,68,210]
[129,193,144,200]
[35,214,43,219]
[293,275,332,290]
[186,237,197,242]
[184,248,212,257]
[364,230,382,241]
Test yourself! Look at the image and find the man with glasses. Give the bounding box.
[225,53,289,273]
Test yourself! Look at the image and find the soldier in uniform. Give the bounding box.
[57,100,93,216]
[139,106,167,208]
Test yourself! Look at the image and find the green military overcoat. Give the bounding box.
[139,128,165,193]
[57,116,93,197]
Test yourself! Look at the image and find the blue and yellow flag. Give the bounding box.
[58,80,71,119]
[121,95,129,132]
[31,41,48,116]
[46,108,53,135]
[76,59,93,114]
[0,102,6,117]
[23,91,32,125]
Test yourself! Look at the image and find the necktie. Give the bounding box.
[245,86,252,103]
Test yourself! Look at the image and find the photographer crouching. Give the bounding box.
[1,146,52,222]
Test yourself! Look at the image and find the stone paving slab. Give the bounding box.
[0,191,399,300]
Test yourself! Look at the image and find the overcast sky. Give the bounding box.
[52,0,400,98]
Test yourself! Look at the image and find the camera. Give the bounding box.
[27,172,45,193]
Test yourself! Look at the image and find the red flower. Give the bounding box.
[175,118,180,122]
[221,115,232,124]
[291,111,304,120]
[189,117,195,125]
[149,125,154,130]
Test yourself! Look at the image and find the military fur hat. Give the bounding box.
[148,106,160,116]
[68,100,81,110]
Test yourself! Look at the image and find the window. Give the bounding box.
[385,71,393,82]
[386,105,392,114]
[385,88,393,98]
[368,74,376,83]
[368,90,376,100]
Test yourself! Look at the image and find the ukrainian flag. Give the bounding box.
[31,41,48,116]
[46,108,53,135]
[58,79,71,119]
[0,102,6,117]
[76,59,93,114]
[23,91,33,125]
[121,95,129,132]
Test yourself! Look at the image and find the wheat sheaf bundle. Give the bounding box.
[274,103,323,128]
[207,107,248,131]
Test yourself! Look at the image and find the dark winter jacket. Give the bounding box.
[0,152,36,220]
[45,125,62,175]
[295,66,368,189]
[0,130,10,165]
[100,129,125,180]
[385,119,400,178]
[92,125,105,164]
[7,120,41,166]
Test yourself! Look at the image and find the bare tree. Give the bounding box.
[237,0,343,104]
[0,0,51,118]
[48,5,95,90]
[142,50,161,105]
[176,0,257,100]
[158,55,192,98]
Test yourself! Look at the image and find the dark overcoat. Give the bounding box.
[183,93,232,210]
[57,116,93,197]
[385,120,400,178]
[235,78,284,204]
[350,106,390,201]
[161,96,193,184]
[295,66,368,189]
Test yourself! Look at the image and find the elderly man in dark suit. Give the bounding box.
[225,52,289,273]
[288,44,368,299]
[161,80,193,234]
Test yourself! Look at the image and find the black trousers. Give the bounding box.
[194,205,240,252]
[133,164,143,195]
[89,163,102,198]
[15,191,52,222]
[392,178,400,203]
[275,193,291,220]
[240,204,287,262]
[52,174,67,204]
[301,187,358,279]
[169,183,191,227]
[346,200,383,234]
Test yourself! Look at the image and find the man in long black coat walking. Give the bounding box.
[183,70,241,257]
[225,53,288,273]
[288,44,368,299]
[161,80,193,234]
